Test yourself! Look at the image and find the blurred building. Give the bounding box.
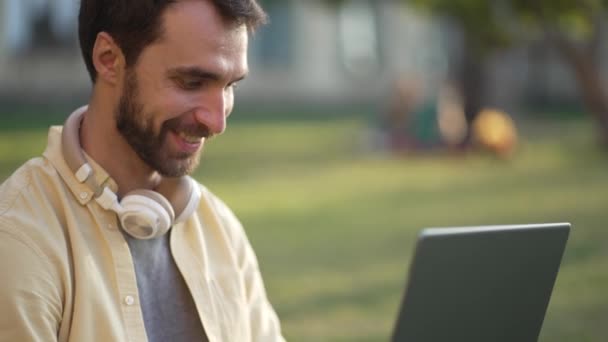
[0,0,601,110]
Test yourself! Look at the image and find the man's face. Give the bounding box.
[115,0,249,177]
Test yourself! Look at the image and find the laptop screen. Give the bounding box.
[391,223,570,342]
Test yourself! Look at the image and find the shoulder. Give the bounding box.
[195,183,252,249]
[0,157,70,262]
[0,156,58,215]
[0,158,39,214]
[197,184,240,224]
[0,160,64,304]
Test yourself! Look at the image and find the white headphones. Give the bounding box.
[61,107,201,239]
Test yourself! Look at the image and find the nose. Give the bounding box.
[193,90,230,135]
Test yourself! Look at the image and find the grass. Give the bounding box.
[1,112,607,341]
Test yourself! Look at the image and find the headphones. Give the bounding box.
[61,107,201,240]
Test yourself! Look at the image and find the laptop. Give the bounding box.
[391,223,571,342]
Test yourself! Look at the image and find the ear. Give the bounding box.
[92,32,125,86]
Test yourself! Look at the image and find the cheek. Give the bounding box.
[151,91,196,122]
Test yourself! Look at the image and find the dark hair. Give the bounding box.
[79,0,267,83]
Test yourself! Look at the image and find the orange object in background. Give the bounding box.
[472,108,518,158]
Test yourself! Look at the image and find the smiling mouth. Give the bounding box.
[177,131,204,144]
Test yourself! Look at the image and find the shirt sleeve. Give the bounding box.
[0,229,62,342]
[207,190,286,342]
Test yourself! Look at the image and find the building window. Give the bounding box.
[250,1,294,68]
[2,0,78,55]
[338,0,380,77]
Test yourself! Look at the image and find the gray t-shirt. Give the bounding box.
[125,230,208,342]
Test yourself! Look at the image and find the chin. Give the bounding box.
[161,157,200,177]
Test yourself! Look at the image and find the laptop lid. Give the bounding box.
[391,223,570,342]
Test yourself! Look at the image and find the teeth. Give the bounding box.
[178,132,202,144]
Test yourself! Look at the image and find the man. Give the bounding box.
[0,0,285,341]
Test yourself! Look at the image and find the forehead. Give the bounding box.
[142,0,248,73]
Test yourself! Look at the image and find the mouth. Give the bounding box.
[170,130,205,155]
[162,116,212,157]
[178,131,204,144]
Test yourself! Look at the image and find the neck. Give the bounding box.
[81,89,160,196]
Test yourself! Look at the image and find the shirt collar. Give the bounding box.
[43,107,119,206]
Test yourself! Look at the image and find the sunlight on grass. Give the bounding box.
[1,115,606,341]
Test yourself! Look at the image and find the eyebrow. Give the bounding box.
[167,66,248,83]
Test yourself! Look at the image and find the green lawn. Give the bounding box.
[1,113,607,341]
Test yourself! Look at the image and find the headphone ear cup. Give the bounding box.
[119,190,175,239]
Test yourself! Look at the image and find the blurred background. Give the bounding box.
[1,0,607,341]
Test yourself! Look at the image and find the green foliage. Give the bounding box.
[409,0,608,53]
[512,0,607,37]
[408,0,513,53]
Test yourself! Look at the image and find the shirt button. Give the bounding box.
[79,192,89,200]
[107,223,115,230]
[124,295,135,306]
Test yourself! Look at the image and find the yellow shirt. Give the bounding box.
[0,126,285,342]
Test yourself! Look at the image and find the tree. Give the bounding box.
[513,0,608,145]
[410,0,608,146]
[410,1,515,145]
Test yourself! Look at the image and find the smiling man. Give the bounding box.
[0,1,284,341]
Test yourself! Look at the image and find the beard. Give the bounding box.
[115,70,208,177]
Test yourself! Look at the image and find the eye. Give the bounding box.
[176,77,203,90]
